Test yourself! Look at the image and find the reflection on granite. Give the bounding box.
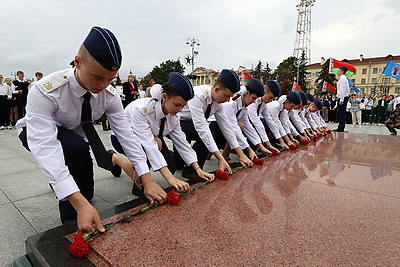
[82,132,400,266]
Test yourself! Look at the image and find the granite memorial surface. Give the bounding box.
[26,132,400,266]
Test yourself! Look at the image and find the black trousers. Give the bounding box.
[0,96,11,126]
[177,120,225,169]
[337,97,349,131]
[111,134,176,174]
[19,127,94,223]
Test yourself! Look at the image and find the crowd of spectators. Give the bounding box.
[313,92,400,127]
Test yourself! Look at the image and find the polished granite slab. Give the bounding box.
[26,132,400,266]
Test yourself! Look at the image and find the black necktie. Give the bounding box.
[81,91,113,171]
[158,117,166,138]
[236,108,243,118]
[204,103,212,119]
[257,103,262,115]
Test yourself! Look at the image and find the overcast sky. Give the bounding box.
[1,0,399,79]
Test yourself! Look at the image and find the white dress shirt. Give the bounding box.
[304,108,318,130]
[180,85,239,152]
[337,75,350,102]
[266,97,287,139]
[124,98,197,171]
[0,84,12,97]
[299,108,311,129]
[222,96,261,149]
[289,109,306,134]
[16,68,149,201]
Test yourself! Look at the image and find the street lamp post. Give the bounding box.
[185,37,200,76]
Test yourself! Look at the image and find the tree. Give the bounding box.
[149,59,185,85]
[261,62,273,82]
[253,60,263,80]
[297,51,310,92]
[315,58,337,94]
[273,56,297,94]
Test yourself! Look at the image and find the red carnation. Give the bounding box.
[167,189,181,205]
[252,158,264,165]
[327,129,332,134]
[271,149,278,156]
[301,139,309,145]
[70,234,90,258]
[312,136,317,141]
[216,170,229,180]
[289,144,298,150]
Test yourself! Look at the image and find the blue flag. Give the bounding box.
[382,60,400,79]
[347,78,360,93]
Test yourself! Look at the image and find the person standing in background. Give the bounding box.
[333,67,350,132]
[122,74,139,107]
[362,94,373,124]
[13,71,30,119]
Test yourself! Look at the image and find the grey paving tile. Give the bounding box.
[13,193,61,233]
[0,189,10,205]
[0,203,36,266]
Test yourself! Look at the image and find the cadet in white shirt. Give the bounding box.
[266,91,302,150]
[110,73,214,193]
[15,26,165,233]
[219,79,269,161]
[178,69,253,172]
[247,80,281,154]
[288,91,311,144]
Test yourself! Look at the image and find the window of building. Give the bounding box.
[361,78,366,84]
[397,78,400,83]
[359,88,365,94]
[362,68,367,74]
[395,87,400,94]
[351,79,356,84]
[314,80,318,86]
[315,71,319,76]
[373,68,378,74]
[306,81,311,88]
[372,78,377,84]
[382,77,391,84]
[382,87,389,94]
[371,88,377,94]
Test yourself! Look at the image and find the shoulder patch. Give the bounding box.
[106,85,116,95]
[200,89,208,100]
[39,72,68,92]
[141,103,155,115]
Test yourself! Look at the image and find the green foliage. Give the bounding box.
[297,51,310,92]
[149,59,185,85]
[273,56,297,94]
[262,62,274,82]
[253,60,263,80]
[315,58,337,94]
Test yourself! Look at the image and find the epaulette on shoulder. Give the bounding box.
[141,102,156,115]
[200,89,208,100]
[38,72,68,93]
[106,84,116,95]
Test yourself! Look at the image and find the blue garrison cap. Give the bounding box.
[219,69,240,93]
[306,93,314,102]
[339,66,348,72]
[287,91,301,105]
[314,99,323,110]
[247,78,264,97]
[167,72,194,101]
[298,91,308,105]
[266,80,281,97]
[83,26,122,71]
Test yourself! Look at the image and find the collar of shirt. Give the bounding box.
[155,99,166,121]
[68,68,98,99]
[17,79,24,83]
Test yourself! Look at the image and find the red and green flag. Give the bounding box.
[243,72,253,83]
[291,81,303,92]
[328,58,357,76]
[322,81,337,95]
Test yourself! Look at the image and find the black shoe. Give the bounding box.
[332,128,344,132]
[181,166,202,182]
[132,182,145,196]
[107,150,122,177]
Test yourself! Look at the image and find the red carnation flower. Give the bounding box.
[312,136,318,141]
[271,149,278,156]
[216,170,229,180]
[327,129,332,134]
[289,144,298,150]
[301,139,309,145]
[70,234,90,258]
[252,158,264,165]
[167,189,181,205]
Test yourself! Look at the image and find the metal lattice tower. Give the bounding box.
[293,0,315,64]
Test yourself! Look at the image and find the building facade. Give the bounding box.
[190,66,253,87]
[306,54,400,96]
